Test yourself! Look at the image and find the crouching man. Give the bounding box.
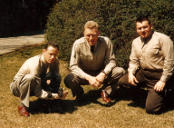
[64,21,125,103]
[10,43,68,117]
[118,16,174,114]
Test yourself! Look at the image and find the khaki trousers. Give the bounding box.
[10,73,61,107]
[10,74,42,107]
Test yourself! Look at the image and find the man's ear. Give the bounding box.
[98,31,100,36]
[150,23,153,29]
[151,25,153,30]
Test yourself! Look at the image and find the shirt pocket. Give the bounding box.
[151,46,161,56]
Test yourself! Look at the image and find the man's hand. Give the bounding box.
[128,73,139,86]
[85,74,100,88]
[154,81,165,92]
[50,93,59,99]
[51,90,68,100]
[59,90,69,99]
[96,72,106,86]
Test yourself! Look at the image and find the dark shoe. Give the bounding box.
[18,105,30,117]
[101,90,111,103]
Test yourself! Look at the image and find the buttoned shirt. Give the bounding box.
[128,31,174,82]
[13,54,59,81]
[70,36,116,79]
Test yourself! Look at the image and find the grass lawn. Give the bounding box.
[0,45,174,128]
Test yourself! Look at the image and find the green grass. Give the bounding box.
[0,45,174,128]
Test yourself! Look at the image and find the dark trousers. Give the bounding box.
[40,73,62,110]
[64,67,125,99]
[118,69,174,114]
[41,72,61,93]
[64,73,119,98]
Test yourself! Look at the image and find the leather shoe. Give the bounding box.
[18,105,30,117]
[101,90,111,103]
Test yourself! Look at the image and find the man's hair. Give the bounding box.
[44,42,59,50]
[136,16,151,25]
[84,21,99,30]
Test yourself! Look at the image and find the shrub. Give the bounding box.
[46,0,174,69]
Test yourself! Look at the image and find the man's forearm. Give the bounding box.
[103,60,116,75]
[70,65,89,79]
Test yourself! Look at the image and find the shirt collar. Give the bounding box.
[40,54,48,64]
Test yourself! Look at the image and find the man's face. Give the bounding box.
[43,46,58,64]
[84,28,99,46]
[136,20,152,39]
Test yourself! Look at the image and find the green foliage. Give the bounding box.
[46,0,174,68]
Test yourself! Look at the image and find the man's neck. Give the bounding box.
[41,54,48,64]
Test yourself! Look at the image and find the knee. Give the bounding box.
[117,77,124,86]
[145,103,163,114]
[24,74,36,82]
[117,73,128,87]
[20,74,38,89]
[118,67,126,75]
[112,67,126,78]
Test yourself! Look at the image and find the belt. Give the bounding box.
[142,68,163,72]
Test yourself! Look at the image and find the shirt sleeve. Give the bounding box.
[160,36,174,82]
[128,41,140,75]
[103,37,116,75]
[13,56,40,80]
[69,41,89,79]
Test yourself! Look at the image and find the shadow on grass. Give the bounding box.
[116,86,147,109]
[29,99,77,114]
[84,85,147,108]
[29,88,118,115]
[115,87,174,113]
[74,88,117,107]
[29,87,174,114]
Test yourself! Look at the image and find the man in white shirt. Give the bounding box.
[10,43,68,117]
[118,16,174,114]
[64,21,125,103]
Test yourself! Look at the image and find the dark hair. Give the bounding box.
[44,42,59,50]
[136,16,151,25]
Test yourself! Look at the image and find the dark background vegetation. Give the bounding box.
[46,0,174,68]
[0,0,58,37]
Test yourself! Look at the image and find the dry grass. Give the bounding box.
[0,45,174,128]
